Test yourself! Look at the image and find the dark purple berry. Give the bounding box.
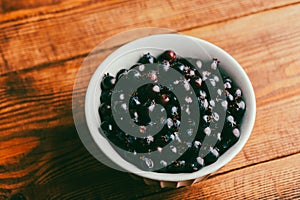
[226,90,235,104]
[204,147,220,165]
[127,69,141,80]
[117,131,126,141]
[217,127,240,154]
[172,62,185,73]
[226,115,236,128]
[236,99,246,110]
[144,84,160,99]
[116,69,128,80]
[129,96,141,108]
[126,135,136,145]
[189,161,202,171]
[161,60,171,71]
[129,63,142,70]
[224,77,233,84]
[196,156,205,167]
[158,50,176,63]
[191,76,202,88]
[199,98,209,111]
[165,161,186,173]
[99,103,112,121]
[161,134,171,143]
[138,53,157,64]
[216,139,231,154]
[135,106,151,126]
[232,98,246,119]
[175,57,190,65]
[186,68,196,78]
[158,93,170,105]
[211,58,219,70]
[101,74,116,90]
[224,78,233,90]
[143,99,153,108]
[100,90,112,104]
[134,90,147,105]
[100,121,113,136]
[143,135,155,147]
[235,88,242,98]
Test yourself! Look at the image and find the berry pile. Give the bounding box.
[99,50,246,173]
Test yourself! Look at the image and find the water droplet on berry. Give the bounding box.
[196,60,202,68]
[204,127,211,136]
[233,128,240,138]
[170,145,177,153]
[144,157,154,168]
[211,58,219,70]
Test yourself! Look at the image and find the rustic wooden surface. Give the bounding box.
[1,0,300,199]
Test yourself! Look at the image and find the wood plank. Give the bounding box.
[1,137,298,199]
[0,109,298,199]
[139,153,300,200]
[0,125,167,199]
[1,0,300,146]
[184,3,300,109]
[1,0,299,74]
[0,0,62,13]
[0,49,106,137]
[1,5,300,199]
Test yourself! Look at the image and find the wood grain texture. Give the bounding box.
[1,0,300,199]
[0,0,299,74]
[0,0,62,13]
[140,153,300,200]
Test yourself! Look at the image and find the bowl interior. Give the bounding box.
[85,34,256,182]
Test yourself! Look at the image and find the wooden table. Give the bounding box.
[1,0,300,199]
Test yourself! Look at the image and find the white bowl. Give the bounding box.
[85,34,256,188]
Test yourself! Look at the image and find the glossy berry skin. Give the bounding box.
[135,106,151,126]
[216,139,231,154]
[190,76,202,88]
[171,62,185,74]
[101,74,116,90]
[164,162,185,173]
[138,53,157,64]
[217,127,239,154]
[204,148,220,165]
[144,84,160,99]
[136,86,149,104]
[100,121,113,137]
[116,69,128,80]
[100,90,112,104]
[223,77,234,94]
[234,88,242,98]
[224,77,233,84]
[98,103,112,121]
[189,161,202,172]
[129,96,141,108]
[117,130,126,142]
[158,50,176,63]
[129,64,142,70]
[158,93,170,105]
